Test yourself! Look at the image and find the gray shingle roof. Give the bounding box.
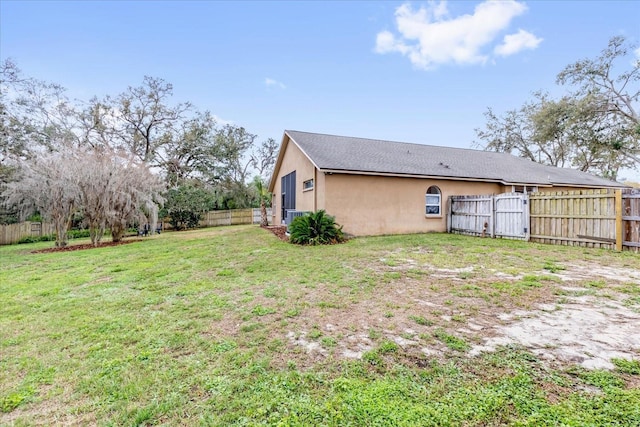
[285,130,625,188]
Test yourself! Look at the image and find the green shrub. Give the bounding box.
[68,229,92,239]
[289,210,344,245]
[17,234,55,244]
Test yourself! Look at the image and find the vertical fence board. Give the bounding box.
[622,190,640,252]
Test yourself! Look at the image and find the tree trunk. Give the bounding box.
[89,219,104,246]
[260,200,268,227]
[54,215,69,247]
[111,221,126,242]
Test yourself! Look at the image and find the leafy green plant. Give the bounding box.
[543,261,565,273]
[321,337,337,348]
[308,328,322,339]
[409,315,433,326]
[378,340,399,354]
[434,329,470,351]
[160,184,216,230]
[289,210,344,245]
[612,358,640,375]
[362,350,383,366]
[251,305,276,316]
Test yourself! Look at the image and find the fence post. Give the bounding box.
[490,195,495,238]
[524,194,530,241]
[447,196,452,233]
[615,189,623,251]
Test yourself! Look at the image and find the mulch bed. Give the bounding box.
[262,225,288,241]
[32,239,143,253]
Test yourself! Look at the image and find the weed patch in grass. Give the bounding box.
[409,315,433,326]
[543,261,565,273]
[570,367,625,389]
[612,358,640,375]
[308,328,323,339]
[378,340,399,354]
[251,305,276,316]
[434,329,470,352]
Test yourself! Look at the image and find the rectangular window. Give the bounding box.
[425,194,441,215]
[303,179,314,191]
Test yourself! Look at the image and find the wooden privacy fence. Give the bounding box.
[197,208,272,228]
[449,189,640,252]
[529,189,617,249]
[0,221,55,245]
[448,193,529,240]
[0,208,273,245]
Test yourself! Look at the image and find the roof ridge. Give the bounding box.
[285,129,517,157]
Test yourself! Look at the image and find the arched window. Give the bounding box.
[425,186,441,216]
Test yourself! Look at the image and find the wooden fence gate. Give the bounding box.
[448,193,529,240]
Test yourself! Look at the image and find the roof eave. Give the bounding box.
[319,169,627,188]
[319,168,508,185]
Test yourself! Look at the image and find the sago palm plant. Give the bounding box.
[289,210,344,245]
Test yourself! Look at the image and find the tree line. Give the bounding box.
[0,62,277,246]
[475,36,639,181]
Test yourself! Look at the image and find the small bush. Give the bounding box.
[17,234,55,244]
[289,210,344,245]
[68,229,92,239]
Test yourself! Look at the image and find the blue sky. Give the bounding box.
[2,0,639,179]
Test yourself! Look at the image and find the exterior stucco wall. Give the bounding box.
[271,140,317,225]
[323,174,503,236]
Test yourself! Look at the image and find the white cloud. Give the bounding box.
[495,29,543,56]
[375,0,541,69]
[212,114,234,125]
[635,47,640,58]
[265,77,286,89]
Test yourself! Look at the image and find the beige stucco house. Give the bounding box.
[268,130,626,236]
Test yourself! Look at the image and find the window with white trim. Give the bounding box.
[303,179,314,191]
[425,186,441,216]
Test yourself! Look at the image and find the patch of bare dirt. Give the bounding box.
[262,225,288,241]
[199,249,639,372]
[271,260,640,370]
[32,239,143,253]
[551,262,640,283]
[471,295,640,370]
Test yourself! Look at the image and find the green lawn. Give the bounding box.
[1,226,639,426]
